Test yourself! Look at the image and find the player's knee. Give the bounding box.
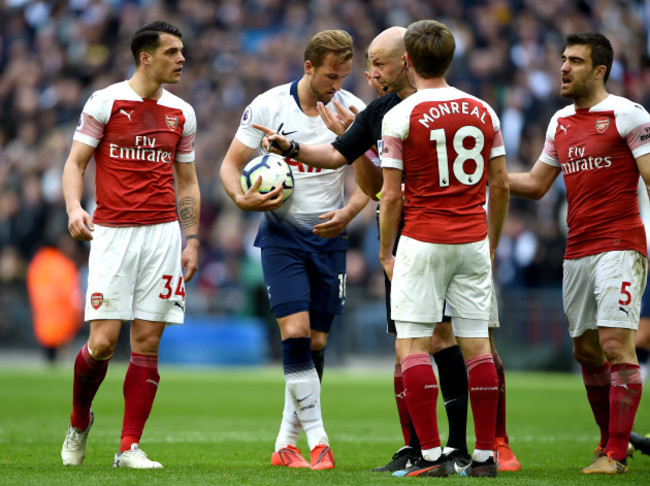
[131,334,162,355]
[572,344,603,367]
[310,332,327,351]
[430,321,455,353]
[430,339,451,354]
[600,340,629,364]
[89,336,117,358]
[281,326,310,341]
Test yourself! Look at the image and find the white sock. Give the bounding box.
[286,365,328,450]
[473,449,494,462]
[422,446,442,462]
[274,386,302,451]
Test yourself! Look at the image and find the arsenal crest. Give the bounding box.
[91,292,103,310]
[595,117,610,133]
[165,114,179,130]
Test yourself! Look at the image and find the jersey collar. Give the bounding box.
[290,78,303,113]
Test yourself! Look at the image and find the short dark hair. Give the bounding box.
[564,32,613,83]
[304,30,354,68]
[131,21,182,66]
[404,20,455,79]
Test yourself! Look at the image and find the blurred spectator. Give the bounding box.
[26,235,84,363]
[0,0,648,338]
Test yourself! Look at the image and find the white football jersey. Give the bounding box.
[236,79,366,250]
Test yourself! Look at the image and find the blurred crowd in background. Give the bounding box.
[1,0,650,359]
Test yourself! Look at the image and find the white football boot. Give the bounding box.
[61,410,94,466]
[113,443,163,469]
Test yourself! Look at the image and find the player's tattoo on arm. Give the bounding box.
[178,196,198,229]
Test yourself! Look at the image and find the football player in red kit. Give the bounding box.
[509,32,650,475]
[61,21,200,469]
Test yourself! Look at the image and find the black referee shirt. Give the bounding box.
[331,92,402,164]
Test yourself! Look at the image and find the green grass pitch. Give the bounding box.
[1,364,649,485]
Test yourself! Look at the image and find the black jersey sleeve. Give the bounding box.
[331,108,377,164]
[330,93,402,164]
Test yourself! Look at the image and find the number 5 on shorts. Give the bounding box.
[619,281,631,306]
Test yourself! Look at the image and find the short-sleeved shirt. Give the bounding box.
[74,80,196,226]
[235,79,366,252]
[381,87,505,244]
[540,94,650,259]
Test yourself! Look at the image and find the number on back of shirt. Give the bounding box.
[430,126,485,187]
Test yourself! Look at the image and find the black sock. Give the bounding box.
[407,418,421,452]
[433,345,469,453]
[637,347,649,364]
[311,347,325,382]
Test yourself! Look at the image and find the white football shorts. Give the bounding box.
[447,277,500,331]
[85,222,186,325]
[392,235,492,339]
[563,250,647,338]
[488,278,500,329]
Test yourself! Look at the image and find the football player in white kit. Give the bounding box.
[257,26,521,475]
[60,21,200,469]
[220,30,368,470]
[510,32,650,475]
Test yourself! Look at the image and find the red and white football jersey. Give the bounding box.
[381,87,505,244]
[74,81,196,226]
[540,94,650,259]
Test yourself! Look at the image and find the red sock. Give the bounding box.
[607,363,642,461]
[466,354,498,451]
[581,362,611,448]
[493,352,508,440]
[401,353,440,450]
[71,343,110,430]
[120,353,160,453]
[394,363,411,445]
